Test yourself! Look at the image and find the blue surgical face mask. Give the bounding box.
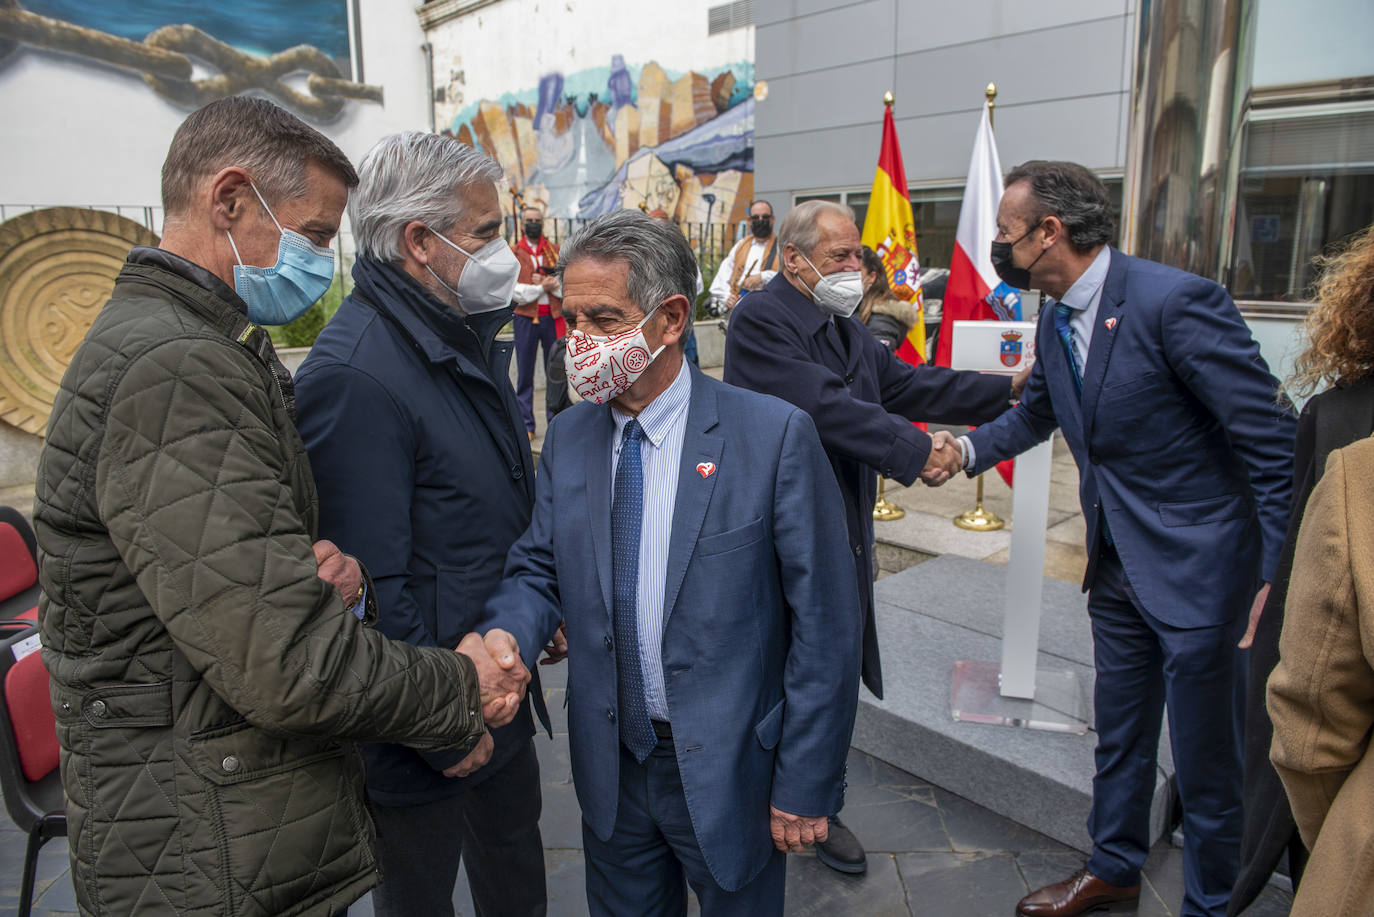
[226,182,336,325]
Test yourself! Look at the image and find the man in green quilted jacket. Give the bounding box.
[32,97,530,917]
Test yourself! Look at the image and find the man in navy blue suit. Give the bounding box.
[482,209,861,915]
[931,161,1295,917]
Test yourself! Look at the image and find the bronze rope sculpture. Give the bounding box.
[0,0,382,122]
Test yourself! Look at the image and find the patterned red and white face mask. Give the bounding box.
[564,303,665,405]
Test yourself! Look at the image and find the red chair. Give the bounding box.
[0,622,65,917]
[0,506,40,621]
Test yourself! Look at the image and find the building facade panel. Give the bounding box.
[755,0,894,81]
[893,0,1129,57]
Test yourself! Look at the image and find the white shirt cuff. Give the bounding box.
[957,435,974,471]
[511,282,544,305]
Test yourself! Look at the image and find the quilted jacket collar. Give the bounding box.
[120,246,298,420]
[126,245,247,316]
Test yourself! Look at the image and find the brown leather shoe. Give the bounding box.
[1016,868,1139,916]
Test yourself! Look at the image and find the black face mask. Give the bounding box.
[990,222,1047,291]
[750,216,772,238]
[524,222,543,241]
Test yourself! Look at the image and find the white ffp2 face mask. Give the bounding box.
[427,230,521,314]
[799,253,864,318]
[563,303,666,405]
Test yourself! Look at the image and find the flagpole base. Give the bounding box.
[953,473,1004,531]
[953,506,1005,531]
[873,498,905,521]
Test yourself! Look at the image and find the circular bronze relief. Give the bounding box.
[0,208,158,435]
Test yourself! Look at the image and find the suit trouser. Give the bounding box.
[1085,545,1245,917]
[367,739,547,917]
[514,313,558,432]
[583,737,786,917]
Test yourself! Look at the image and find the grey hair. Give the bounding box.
[557,209,698,339]
[1003,160,1115,253]
[350,131,504,262]
[777,200,856,263]
[161,97,358,214]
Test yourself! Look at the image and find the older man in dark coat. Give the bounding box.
[723,199,1020,873]
[295,132,552,917]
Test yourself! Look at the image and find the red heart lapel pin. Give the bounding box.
[696,462,716,478]
[1105,316,1118,331]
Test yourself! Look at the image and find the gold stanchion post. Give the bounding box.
[952,82,1006,532]
[953,472,1004,531]
[873,475,905,521]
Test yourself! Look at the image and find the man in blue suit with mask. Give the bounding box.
[482,209,861,915]
[930,161,1295,917]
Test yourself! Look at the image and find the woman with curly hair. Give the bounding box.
[1231,223,1374,915]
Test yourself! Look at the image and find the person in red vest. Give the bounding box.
[511,204,562,439]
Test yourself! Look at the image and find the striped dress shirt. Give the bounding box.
[610,358,692,722]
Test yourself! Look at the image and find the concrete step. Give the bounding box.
[853,554,1175,855]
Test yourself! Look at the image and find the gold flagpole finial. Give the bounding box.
[883,91,894,107]
[985,82,998,105]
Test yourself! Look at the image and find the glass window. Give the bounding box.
[1231,107,1374,301]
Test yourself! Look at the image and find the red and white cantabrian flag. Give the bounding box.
[937,104,1020,484]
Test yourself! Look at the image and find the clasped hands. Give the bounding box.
[919,431,965,487]
[442,629,531,778]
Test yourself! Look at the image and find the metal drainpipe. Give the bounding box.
[421,41,436,133]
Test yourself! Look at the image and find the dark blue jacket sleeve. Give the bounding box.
[1161,277,1295,580]
[873,336,1013,427]
[479,420,565,668]
[769,408,863,816]
[296,362,468,773]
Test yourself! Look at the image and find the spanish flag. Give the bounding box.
[861,102,925,365]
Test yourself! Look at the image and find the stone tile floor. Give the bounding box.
[6,656,1293,916]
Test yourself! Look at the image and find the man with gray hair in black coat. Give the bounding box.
[295,132,553,917]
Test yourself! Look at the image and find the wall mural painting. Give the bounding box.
[447,56,755,223]
[0,0,379,121]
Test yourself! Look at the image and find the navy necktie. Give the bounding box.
[1054,303,1084,397]
[612,419,656,761]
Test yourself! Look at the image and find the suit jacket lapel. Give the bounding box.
[584,407,616,620]
[660,369,722,631]
[1079,250,1128,439]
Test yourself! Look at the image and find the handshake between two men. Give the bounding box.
[446,623,570,775]
[920,430,968,487]
[311,537,542,778]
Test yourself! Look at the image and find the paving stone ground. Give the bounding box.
[5,651,1294,917]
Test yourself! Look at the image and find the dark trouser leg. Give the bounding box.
[459,740,548,917]
[583,743,688,917]
[369,792,467,917]
[513,314,538,432]
[535,315,558,423]
[1158,607,1245,917]
[1084,548,1167,888]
